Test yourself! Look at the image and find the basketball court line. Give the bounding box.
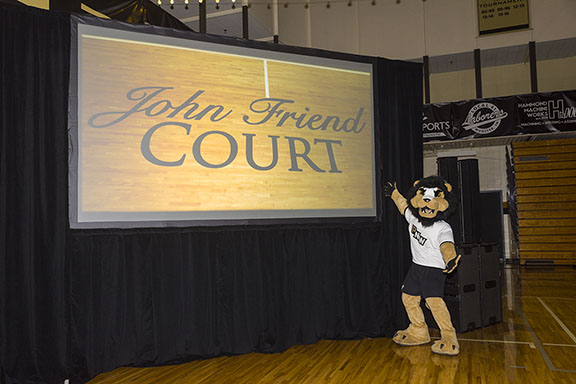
[504,294,576,301]
[514,298,576,373]
[543,343,576,347]
[536,297,576,345]
[430,336,535,349]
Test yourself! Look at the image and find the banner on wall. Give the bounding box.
[422,103,452,140]
[423,90,576,142]
[477,0,530,35]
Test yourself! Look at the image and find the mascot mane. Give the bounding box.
[407,175,456,227]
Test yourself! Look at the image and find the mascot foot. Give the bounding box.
[425,297,459,356]
[392,325,431,346]
[431,338,459,356]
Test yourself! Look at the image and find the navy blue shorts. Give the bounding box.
[401,263,446,298]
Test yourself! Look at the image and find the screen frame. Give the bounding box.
[69,15,382,229]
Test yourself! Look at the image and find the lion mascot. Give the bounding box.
[384,175,461,356]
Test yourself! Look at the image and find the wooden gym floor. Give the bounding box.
[89,266,576,384]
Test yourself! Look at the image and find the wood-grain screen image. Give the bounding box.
[78,30,374,217]
[513,138,576,265]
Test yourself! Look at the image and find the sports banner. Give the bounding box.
[423,90,576,142]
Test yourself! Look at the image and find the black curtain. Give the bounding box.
[0,6,70,384]
[0,6,422,384]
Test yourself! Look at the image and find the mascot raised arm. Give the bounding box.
[384,175,461,356]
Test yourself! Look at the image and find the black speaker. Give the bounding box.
[437,157,462,245]
[423,245,482,333]
[445,294,481,334]
[479,244,502,327]
[446,244,482,333]
[479,191,505,258]
[458,159,480,245]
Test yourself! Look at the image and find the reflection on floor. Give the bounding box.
[89,266,576,384]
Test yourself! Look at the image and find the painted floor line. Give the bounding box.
[543,343,576,347]
[431,336,536,349]
[514,299,557,371]
[504,295,576,301]
[553,368,576,373]
[537,297,576,344]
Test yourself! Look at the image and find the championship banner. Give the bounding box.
[477,0,529,36]
[69,22,376,227]
[423,90,576,142]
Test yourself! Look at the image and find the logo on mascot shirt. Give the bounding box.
[411,224,428,246]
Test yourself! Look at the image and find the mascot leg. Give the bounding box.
[425,297,459,356]
[393,293,431,346]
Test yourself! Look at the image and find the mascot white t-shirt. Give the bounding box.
[404,209,454,269]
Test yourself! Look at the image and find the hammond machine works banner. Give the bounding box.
[423,90,576,142]
[69,23,376,227]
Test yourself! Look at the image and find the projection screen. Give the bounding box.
[69,22,376,228]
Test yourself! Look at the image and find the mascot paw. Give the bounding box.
[383,181,397,197]
[392,326,431,346]
[431,339,459,356]
[443,254,461,274]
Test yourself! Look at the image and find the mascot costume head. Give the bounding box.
[384,176,461,356]
[406,175,457,227]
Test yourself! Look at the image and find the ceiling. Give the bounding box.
[157,0,274,40]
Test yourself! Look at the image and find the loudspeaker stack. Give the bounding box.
[479,243,502,327]
[429,157,503,333]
